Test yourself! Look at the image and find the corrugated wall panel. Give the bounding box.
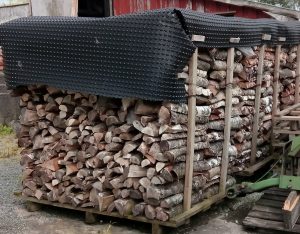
[113,0,271,19]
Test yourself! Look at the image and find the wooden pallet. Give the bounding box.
[23,193,224,234]
[243,187,300,233]
[237,155,275,176]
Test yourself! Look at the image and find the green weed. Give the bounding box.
[0,124,13,136]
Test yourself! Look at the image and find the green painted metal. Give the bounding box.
[241,175,300,193]
[227,132,300,198]
[242,178,280,193]
[288,136,300,157]
[279,175,300,190]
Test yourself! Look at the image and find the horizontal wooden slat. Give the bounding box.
[273,129,300,135]
[275,103,300,117]
[274,116,300,121]
[237,156,274,176]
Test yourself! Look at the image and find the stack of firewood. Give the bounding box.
[17,46,298,221]
[279,46,297,110]
[18,84,235,221]
[256,48,275,159]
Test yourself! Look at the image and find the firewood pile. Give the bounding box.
[16,46,297,221]
[279,46,298,110]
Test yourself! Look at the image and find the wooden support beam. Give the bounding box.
[274,116,300,121]
[250,44,265,165]
[290,111,300,116]
[295,44,300,104]
[85,212,97,224]
[292,44,300,132]
[271,45,281,147]
[219,47,234,195]
[152,223,163,234]
[25,201,41,212]
[275,103,300,117]
[273,129,300,135]
[183,44,198,211]
[272,45,281,118]
[71,0,78,16]
[237,156,275,177]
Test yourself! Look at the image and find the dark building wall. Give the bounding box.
[113,0,270,19]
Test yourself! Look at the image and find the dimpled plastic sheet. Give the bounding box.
[178,9,300,47]
[0,10,195,102]
[1,8,300,102]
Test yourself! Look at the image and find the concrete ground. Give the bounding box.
[0,137,280,234]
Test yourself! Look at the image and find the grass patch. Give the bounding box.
[0,124,13,136]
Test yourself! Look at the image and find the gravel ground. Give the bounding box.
[0,154,280,234]
[0,156,25,234]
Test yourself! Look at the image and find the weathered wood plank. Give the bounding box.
[219,47,234,195]
[250,44,265,165]
[183,45,198,211]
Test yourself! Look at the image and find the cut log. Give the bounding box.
[114,199,135,216]
[98,193,114,212]
[145,205,156,220]
[128,165,147,178]
[132,202,146,216]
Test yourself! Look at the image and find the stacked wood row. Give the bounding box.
[187,47,259,173]
[256,47,274,161]
[17,84,236,221]
[278,46,298,110]
[16,45,298,221]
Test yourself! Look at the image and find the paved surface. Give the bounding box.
[0,154,280,234]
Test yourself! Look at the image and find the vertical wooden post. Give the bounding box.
[272,45,281,118]
[295,44,300,104]
[219,47,234,195]
[250,44,266,165]
[183,46,198,211]
[71,0,78,16]
[29,0,33,16]
[271,45,282,145]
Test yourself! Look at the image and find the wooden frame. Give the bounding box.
[71,0,78,16]
[295,44,300,104]
[24,193,224,233]
[250,44,266,165]
[219,47,234,194]
[183,46,197,211]
[21,35,227,234]
[183,35,231,215]
[272,44,300,138]
[22,36,299,233]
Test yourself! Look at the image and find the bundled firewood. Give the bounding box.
[279,46,298,110]
[18,84,228,220]
[16,45,298,221]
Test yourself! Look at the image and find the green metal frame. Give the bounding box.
[227,136,300,197]
[289,136,300,157]
[279,175,300,190]
[242,178,279,193]
[242,176,300,193]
